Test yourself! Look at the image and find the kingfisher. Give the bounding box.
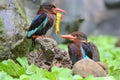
[61,32,100,65]
[27,2,66,48]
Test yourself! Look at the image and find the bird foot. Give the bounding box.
[32,35,52,39]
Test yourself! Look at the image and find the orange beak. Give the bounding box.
[54,7,66,13]
[61,34,87,43]
[60,34,76,41]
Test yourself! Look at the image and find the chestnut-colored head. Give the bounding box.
[61,32,87,43]
[37,2,66,15]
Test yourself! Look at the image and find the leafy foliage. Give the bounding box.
[59,36,120,80]
[89,36,120,80]
[0,36,120,80]
[0,57,115,80]
[0,59,26,77]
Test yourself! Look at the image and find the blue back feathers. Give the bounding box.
[81,46,90,60]
[31,15,41,24]
[27,14,48,38]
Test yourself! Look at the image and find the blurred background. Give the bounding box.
[0,0,120,59]
[0,0,120,43]
[23,0,120,43]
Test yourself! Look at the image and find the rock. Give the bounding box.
[72,59,108,77]
[11,37,30,60]
[0,0,29,61]
[27,37,72,70]
[97,62,108,74]
[0,0,7,9]
[52,47,72,69]
[35,37,57,62]
[115,38,120,47]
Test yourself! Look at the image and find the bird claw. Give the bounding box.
[32,35,52,39]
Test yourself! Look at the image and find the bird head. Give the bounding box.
[37,2,66,15]
[61,32,87,43]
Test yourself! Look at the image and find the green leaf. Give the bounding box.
[0,71,13,80]
[72,75,83,80]
[25,64,48,80]
[17,57,29,69]
[26,64,43,75]
[58,44,68,51]
[110,69,120,80]
[51,66,73,80]
[20,75,30,80]
[0,59,26,77]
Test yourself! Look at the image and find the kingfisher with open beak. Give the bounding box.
[27,2,66,48]
[61,32,100,65]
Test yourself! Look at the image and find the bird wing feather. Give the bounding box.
[27,13,48,38]
[68,44,77,57]
[81,43,92,59]
[87,42,100,61]
[82,42,100,61]
[81,43,90,60]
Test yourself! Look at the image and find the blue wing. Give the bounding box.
[81,46,90,60]
[27,13,48,38]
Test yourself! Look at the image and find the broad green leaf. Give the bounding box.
[20,75,30,80]
[17,57,29,69]
[51,66,73,80]
[0,59,26,77]
[72,75,83,80]
[0,71,13,80]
